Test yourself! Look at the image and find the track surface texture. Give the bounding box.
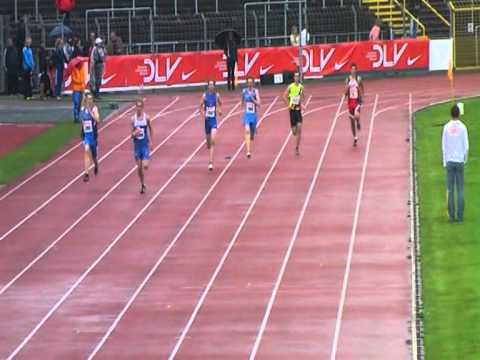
[0,73,475,359]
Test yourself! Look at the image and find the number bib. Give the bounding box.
[246,102,255,114]
[291,95,301,105]
[136,127,145,140]
[349,86,359,99]
[206,106,216,118]
[83,120,93,133]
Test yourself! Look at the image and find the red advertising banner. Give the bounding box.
[65,38,429,92]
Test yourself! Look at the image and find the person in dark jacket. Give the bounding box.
[53,38,67,100]
[224,32,238,91]
[3,38,19,95]
[90,37,107,98]
[22,36,34,100]
[38,46,51,100]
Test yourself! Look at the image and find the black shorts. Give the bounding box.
[289,109,303,128]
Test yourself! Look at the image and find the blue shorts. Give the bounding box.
[205,117,217,135]
[134,144,150,161]
[83,135,97,158]
[243,115,257,136]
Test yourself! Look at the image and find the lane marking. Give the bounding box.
[3,101,244,360]
[249,95,345,360]
[0,103,136,201]
[329,94,379,360]
[0,98,183,242]
[167,95,313,359]
[0,105,203,296]
[86,98,279,360]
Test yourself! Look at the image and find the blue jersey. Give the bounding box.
[132,113,149,147]
[81,107,97,140]
[243,88,258,120]
[203,91,218,120]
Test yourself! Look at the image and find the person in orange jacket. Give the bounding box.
[71,58,86,123]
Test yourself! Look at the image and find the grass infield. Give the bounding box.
[415,97,480,359]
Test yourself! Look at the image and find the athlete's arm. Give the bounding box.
[217,93,222,116]
[301,87,306,110]
[283,86,290,107]
[358,78,365,102]
[344,78,349,97]
[147,117,154,149]
[199,94,205,117]
[255,89,261,107]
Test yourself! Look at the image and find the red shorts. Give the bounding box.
[348,98,361,115]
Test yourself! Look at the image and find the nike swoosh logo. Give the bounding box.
[260,65,274,76]
[181,70,196,81]
[102,74,116,85]
[407,56,421,66]
[334,62,347,71]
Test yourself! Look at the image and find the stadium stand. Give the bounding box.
[409,0,450,38]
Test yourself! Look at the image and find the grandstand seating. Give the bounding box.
[410,0,450,38]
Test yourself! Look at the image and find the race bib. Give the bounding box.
[83,120,93,133]
[349,86,359,99]
[246,102,255,114]
[206,106,216,118]
[292,95,301,105]
[136,127,145,140]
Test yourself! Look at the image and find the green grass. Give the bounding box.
[0,106,116,185]
[0,121,81,185]
[416,97,480,359]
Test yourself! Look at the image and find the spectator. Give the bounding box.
[64,37,74,62]
[22,36,34,100]
[442,105,469,223]
[87,31,96,57]
[71,36,83,59]
[224,32,237,91]
[290,26,299,46]
[300,28,310,46]
[38,46,51,100]
[3,38,19,95]
[369,19,381,41]
[108,32,124,55]
[53,38,67,100]
[90,37,107,98]
[71,59,86,123]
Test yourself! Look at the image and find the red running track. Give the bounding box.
[0,73,476,359]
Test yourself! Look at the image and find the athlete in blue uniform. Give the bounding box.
[81,92,100,182]
[242,77,261,158]
[200,80,222,171]
[131,98,154,194]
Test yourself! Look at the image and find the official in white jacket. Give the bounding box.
[442,105,469,223]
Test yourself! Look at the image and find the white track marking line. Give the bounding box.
[0,98,181,242]
[329,94,379,360]
[0,106,203,296]
[4,101,243,360]
[86,98,279,360]
[248,95,345,360]
[0,103,136,201]
[167,95,313,359]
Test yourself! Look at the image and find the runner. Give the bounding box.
[242,76,261,158]
[345,63,364,147]
[283,72,305,156]
[200,80,222,171]
[131,98,154,194]
[81,91,100,182]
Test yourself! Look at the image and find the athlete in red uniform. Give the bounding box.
[344,64,364,147]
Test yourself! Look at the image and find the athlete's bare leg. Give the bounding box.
[245,126,252,157]
[295,123,302,155]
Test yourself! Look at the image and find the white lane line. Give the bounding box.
[329,94,379,360]
[86,98,279,360]
[0,105,202,296]
[0,103,136,201]
[249,95,346,360]
[167,95,312,359]
[0,97,181,242]
[4,101,243,360]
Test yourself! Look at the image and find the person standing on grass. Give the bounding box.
[242,76,261,159]
[200,80,222,171]
[22,36,34,100]
[4,38,19,95]
[90,37,107,99]
[283,71,305,156]
[131,98,154,194]
[81,92,100,182]
[442,105,469,223]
